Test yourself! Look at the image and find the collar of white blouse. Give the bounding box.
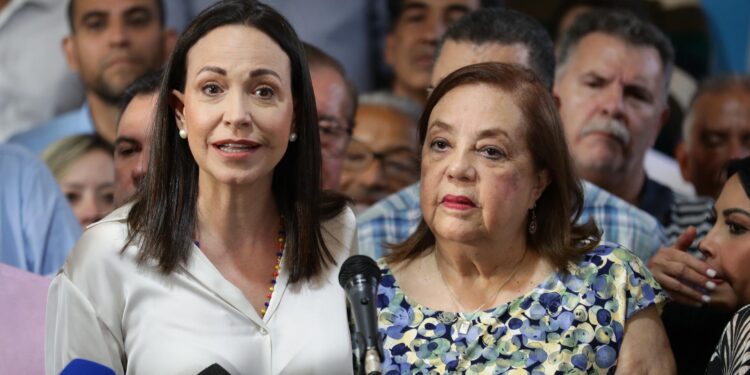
[183,242,290,328]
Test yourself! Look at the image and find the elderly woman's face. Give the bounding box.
[702,175,750,304]
[172,25,294,187]
[420,83,547,245]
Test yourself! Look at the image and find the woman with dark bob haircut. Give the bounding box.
[46,1,355,373]
[376,62,675,373]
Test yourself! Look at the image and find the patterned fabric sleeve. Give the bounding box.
[706,304,750,375]
[592,242,670,319]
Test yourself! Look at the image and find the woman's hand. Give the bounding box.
[647,227,724,307]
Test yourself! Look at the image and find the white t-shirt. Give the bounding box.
[46,204,357,374]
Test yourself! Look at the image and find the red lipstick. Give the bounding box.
[441,195,476,210]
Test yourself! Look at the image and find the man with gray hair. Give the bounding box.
[553,9,713,243]
[675,75,750,200]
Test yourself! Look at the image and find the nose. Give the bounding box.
[698,225,720,261]
[359,159,386,190]
[132,150,148,188]
[446,151,476,182]
[420,14,444,43]
[223,90,252,127]
[600,84,625,119]
[107,19,128,47]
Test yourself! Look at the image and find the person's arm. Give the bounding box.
[45,273,124,375]
[648,227,737,310]
[21,152,81,275]
[615,306,676,374]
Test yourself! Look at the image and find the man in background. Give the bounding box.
[384,0,480,105]
[305,43,358,190]
[10,0,174,154]
[676,75,750,199]
[113,70,161,206]
[553,9,713,242]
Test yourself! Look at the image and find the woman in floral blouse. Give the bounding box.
[375,63,675,374]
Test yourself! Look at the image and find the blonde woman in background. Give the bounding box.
[42,134,115,228]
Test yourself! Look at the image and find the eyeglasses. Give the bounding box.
[343,138,419,179]
[318,116,351,158]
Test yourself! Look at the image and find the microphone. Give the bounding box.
[338,255,383,375]
[60,359,116,375]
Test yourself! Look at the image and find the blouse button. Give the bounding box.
[259,327,269,336]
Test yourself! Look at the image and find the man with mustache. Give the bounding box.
[384,0,482,106]
[553,10,713,243]
[9,0,174,155]
[358,7,670,261]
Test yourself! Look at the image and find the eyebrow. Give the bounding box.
[444,4,472,14]
[723,208,750,218]
[428,120,510,139]
[114,137,141,146]
[429,120,453,132]
[196,66,281,81]
[477,127,510,140]
[123,6,153,19]
[402,2,428,13]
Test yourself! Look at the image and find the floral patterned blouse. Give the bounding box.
[376,242,667,374]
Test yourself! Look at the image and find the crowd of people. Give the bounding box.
[1,0,749,374]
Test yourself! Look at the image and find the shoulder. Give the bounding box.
[62,204,137,282]
[321,205,358,261]
[7,107,93,154]
[571,241,668,317]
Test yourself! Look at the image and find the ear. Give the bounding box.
[162,28,178,63]
[531,168,551,207]
[62,36,79,73]
[170,89,186,130]
[675,142,692,182]
[384,33,396,67]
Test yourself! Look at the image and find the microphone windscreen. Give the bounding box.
[60,359,115,375]
[197,363,232,375]
[338,255,381,287]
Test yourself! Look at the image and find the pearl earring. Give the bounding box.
[289,132,297,142]
[179,129,187,139]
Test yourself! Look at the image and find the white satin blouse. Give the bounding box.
[45,204,356,374]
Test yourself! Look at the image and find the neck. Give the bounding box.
[434,234,528,281]
[196,173,279,254]
[585,167,645,205]
[86,93,120,144]
[393,82,427,106]
[0,0,10,11]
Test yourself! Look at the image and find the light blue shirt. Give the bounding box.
[0,144,81,275]
[7,103,94,155]
[357,180,670,262]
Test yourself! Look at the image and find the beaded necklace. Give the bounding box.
[194,219,286,318]
[262,221,285,317]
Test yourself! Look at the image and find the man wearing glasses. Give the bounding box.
[305,43,359,190]
[340,92,421,212]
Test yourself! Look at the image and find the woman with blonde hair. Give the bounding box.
[42,134,114,228]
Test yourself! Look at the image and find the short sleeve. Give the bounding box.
[600,243,669,319]
[45,273,125,375]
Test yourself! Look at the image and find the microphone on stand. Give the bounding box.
[338,255,383,375]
